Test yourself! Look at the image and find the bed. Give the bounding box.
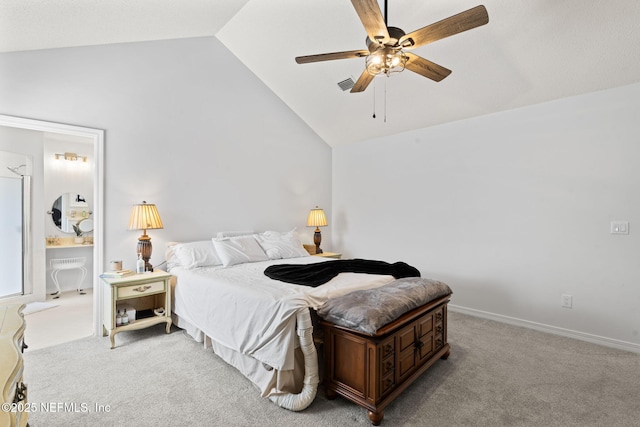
[167,230,450,416]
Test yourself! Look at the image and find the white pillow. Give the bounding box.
[257,229,310,260]
[165,242,181,271]
[173,240,221,269]
[212,235,268,267]
[216,230,255,238]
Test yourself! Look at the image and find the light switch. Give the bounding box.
[610,221,629,235]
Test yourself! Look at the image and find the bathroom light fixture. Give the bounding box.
[306,206,327,254]
[54,152,87,162]
[128,201,164,272]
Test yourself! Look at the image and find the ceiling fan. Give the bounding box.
[295,0,489,93]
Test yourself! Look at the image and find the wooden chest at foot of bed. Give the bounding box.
[320,295,450,426]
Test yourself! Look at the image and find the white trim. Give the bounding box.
[0,114,104,337]
[92,128,105,337]
[449,304,640,354]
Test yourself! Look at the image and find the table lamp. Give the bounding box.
[128,201,163,271]
[306,206,327,254]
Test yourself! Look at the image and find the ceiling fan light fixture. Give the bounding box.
[366,47,407,77]
[294,1,489,93]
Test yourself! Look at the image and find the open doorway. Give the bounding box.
[0,114,104,347]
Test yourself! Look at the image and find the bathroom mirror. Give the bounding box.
[50,193,92,233]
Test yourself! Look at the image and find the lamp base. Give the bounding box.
[314,228,323,254]
[137,235,154,272]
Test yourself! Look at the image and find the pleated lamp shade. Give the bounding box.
[128,201,164,233]
[306,207,327,228]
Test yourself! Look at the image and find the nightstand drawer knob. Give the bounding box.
[132,285,152,292]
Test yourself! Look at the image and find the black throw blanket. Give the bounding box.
[264,259,421,287]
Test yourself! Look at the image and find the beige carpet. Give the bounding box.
[23,290,93,350]
[22,301,58,315]
[23,312,640,426]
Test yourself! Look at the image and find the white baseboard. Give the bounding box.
[449,304,640,354]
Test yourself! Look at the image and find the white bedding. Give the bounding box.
[172,256,395,373]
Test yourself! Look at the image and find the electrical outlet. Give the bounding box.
[561,294,573,309]
[611,221,629,235]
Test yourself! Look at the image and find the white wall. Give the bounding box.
[333,82,640,350]
[0,36,332,272]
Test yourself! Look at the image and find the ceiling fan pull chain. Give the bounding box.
[384,77,387,123]
[372,78,377,119]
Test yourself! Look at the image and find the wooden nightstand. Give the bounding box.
[101,270,172,349]
[304,244,342,259]
[313,252,342,259]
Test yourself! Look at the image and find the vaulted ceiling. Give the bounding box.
[2,0,639,147]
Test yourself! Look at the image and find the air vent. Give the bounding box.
[337,77,355,91]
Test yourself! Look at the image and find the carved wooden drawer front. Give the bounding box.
[418,334,435,362]
[381,338,395,359]
[434,307,445,351]
[379,336,396,396]
[322,296,451,426]
[1,305,29,427]
[397,322,418,382]
[381,358,394,376]
[117,280,165,298]
[381,374,395,395]
[417,315,433,337]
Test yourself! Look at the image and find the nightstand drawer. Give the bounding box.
[118,280,165,298]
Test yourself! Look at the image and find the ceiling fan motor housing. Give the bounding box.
[366,26,406,51]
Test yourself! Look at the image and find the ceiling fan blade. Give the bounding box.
[404,52,451,82]
[351,69,375,93]
[351,0,390,45]
[399,5,489,50]
[296,50,370,64]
